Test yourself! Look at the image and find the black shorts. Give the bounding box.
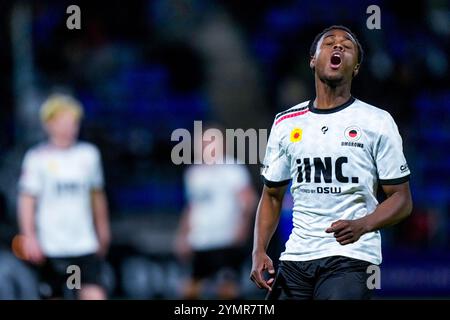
[40,253,103,298]
[192,246,245,280]
[267,256,375,300]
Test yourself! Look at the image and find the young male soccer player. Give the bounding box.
[18,94,111,299]
[175,131,256,299]
[250,26,413,299]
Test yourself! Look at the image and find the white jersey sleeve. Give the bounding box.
[19,150,42,196]
[89,146,104,190]
[261,120,291,187]
[375,112,411,184]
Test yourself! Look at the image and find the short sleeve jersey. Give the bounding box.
[184,159,251,250]
[19,142,104,257]
[262,97,410,264]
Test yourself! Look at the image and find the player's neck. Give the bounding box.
[48,138,75,149]
[314,78,352,110]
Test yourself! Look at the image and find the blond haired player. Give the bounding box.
[18,94,110,300]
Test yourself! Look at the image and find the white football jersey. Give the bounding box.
[19,142,104,257]
[262,97,410,265]
[184,159,251,251]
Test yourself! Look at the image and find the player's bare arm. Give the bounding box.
[234,185,257,245]
[18,193,45,264]
[250,184,288,291]
[326,182,413,245]
[92,189,111,257]
[174,205,193,262]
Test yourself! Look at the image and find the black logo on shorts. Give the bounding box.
[321,126,328,134]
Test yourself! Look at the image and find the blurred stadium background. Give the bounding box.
[0,0,449,299]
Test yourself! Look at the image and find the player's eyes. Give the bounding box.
[343,42,354,49]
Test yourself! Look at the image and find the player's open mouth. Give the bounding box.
[330,53,342,69]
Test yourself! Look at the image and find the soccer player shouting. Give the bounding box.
[18,94,110,299]
[250,26,412,300]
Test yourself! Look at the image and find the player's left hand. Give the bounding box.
[97,234,110,258]
[325,219,366,245]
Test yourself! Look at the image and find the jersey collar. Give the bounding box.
[308,96,355,114]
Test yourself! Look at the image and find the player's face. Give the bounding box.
[202,136,224,164]
[45,110,80,147]
[310,29,360,84]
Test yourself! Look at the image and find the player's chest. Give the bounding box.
[280,118,374,159]
[189,169,234,202]
[38,153,92,182]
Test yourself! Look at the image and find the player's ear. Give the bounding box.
[310,56,316,71]
[352,63,360,77]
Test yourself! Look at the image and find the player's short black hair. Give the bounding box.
[309,25,364,65]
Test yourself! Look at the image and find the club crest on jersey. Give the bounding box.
[344,126,362,141]
[290,128,303,143]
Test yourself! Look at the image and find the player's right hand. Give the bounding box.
[23,235,45,265]
[250,251,275,291]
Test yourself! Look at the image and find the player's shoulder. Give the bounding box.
[224,156,249,173]
[184,164,200,179]
[353,98,394,121]
[75,141,100,154]
[25,142,52,159]
[273,100,310,127]
[73,142,102,162]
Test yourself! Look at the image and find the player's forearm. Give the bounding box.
[18,194,37,237]
[239,187,257,230]
[176,206,191,239]
[252,187,285,253]
[361,189,412,233]
[92,190,111,243]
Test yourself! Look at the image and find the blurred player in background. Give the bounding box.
[174,126,257,299]
[17,94,111,300]
[251,26,413,299]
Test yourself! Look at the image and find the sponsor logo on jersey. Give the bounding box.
[296,157,359,184]
[56,181,86,195]
[298,186,342,194]
[341,141,364,148]
[290,128,303,143]
[295,156,360,195]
